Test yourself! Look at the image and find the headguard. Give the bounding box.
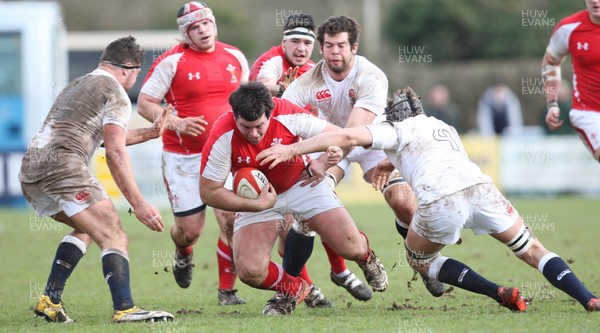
[385,87,425,122]
[176,2,216,45]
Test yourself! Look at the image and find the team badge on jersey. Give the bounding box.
[348,88,356,106]
[226,64,238,83]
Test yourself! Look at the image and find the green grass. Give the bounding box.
[1,196,600,333]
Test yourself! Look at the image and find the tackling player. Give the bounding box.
[281,15,437,297]
[259,87,600,313]
[200,82,388,315]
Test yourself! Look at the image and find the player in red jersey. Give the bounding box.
[137,2,248,305]
[251,13,368,307]
[250,13,316,97]
[200,82,388,315]
[543,0,600,162]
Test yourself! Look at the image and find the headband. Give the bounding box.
[283,27,315,42]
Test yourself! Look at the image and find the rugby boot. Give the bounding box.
[173,251,194,288]
[498,287,527,312]
[112,306,174,323]
[218,289,246,306]
[330,271,373,301]
[33,295,74,323]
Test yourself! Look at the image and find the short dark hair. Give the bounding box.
[100,36,144,66]
[284,13,315,31]
[229,82,275,121]
[317,16,360,47]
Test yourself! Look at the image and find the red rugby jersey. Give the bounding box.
[201,98,327,194]
[141,42,248,154]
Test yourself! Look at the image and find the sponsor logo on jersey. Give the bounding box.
[74,190,91,202]
[237,156,251,164]
[188,72,201,80]
[577,42,589,51]
[226,64,238,83]
[315,89,331,101]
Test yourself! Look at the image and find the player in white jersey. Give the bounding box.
[281,15,434,298]
[543,0,600,162]
[20,36,174,323]
[259,87,600,312]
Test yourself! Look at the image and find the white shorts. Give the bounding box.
[162,151,232,216]
[411,183,519,245]
[233,180,344,233]
[21,173,109,218]
[569,109,600,154]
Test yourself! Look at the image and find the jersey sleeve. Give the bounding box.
[282,78,312,107]
[201,131,234,183]
[102,83,131,130]
[225,47,250,83]
[366,122,399,150]
[275,112,327,139]
[140,53,182,99]
[547,22,580,60]
[256,56,284,82]
[354,70,388,116]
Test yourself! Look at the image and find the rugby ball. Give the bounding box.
[233,167,268,199]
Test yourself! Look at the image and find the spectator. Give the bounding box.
[476,82,523,136]
[423,84,462,133]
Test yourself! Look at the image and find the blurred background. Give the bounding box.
[1,0,599,209]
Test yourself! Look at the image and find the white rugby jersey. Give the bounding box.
[20,69,131,183]
[282,55,388,127]
[366,115,492,204]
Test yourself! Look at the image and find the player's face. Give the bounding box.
[236,114,270,145]
[586,0,600,23]
[282,38,314,67]
[187,20,216,52]
[320,32,357,78]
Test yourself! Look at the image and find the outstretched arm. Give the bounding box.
[124,105,169,145]
[257,126,374,169]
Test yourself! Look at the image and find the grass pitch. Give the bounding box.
[1,196,599,333]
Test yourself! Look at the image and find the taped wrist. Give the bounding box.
[325,172,337,189]
[547,100,558,109]
[542,64,561,81]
